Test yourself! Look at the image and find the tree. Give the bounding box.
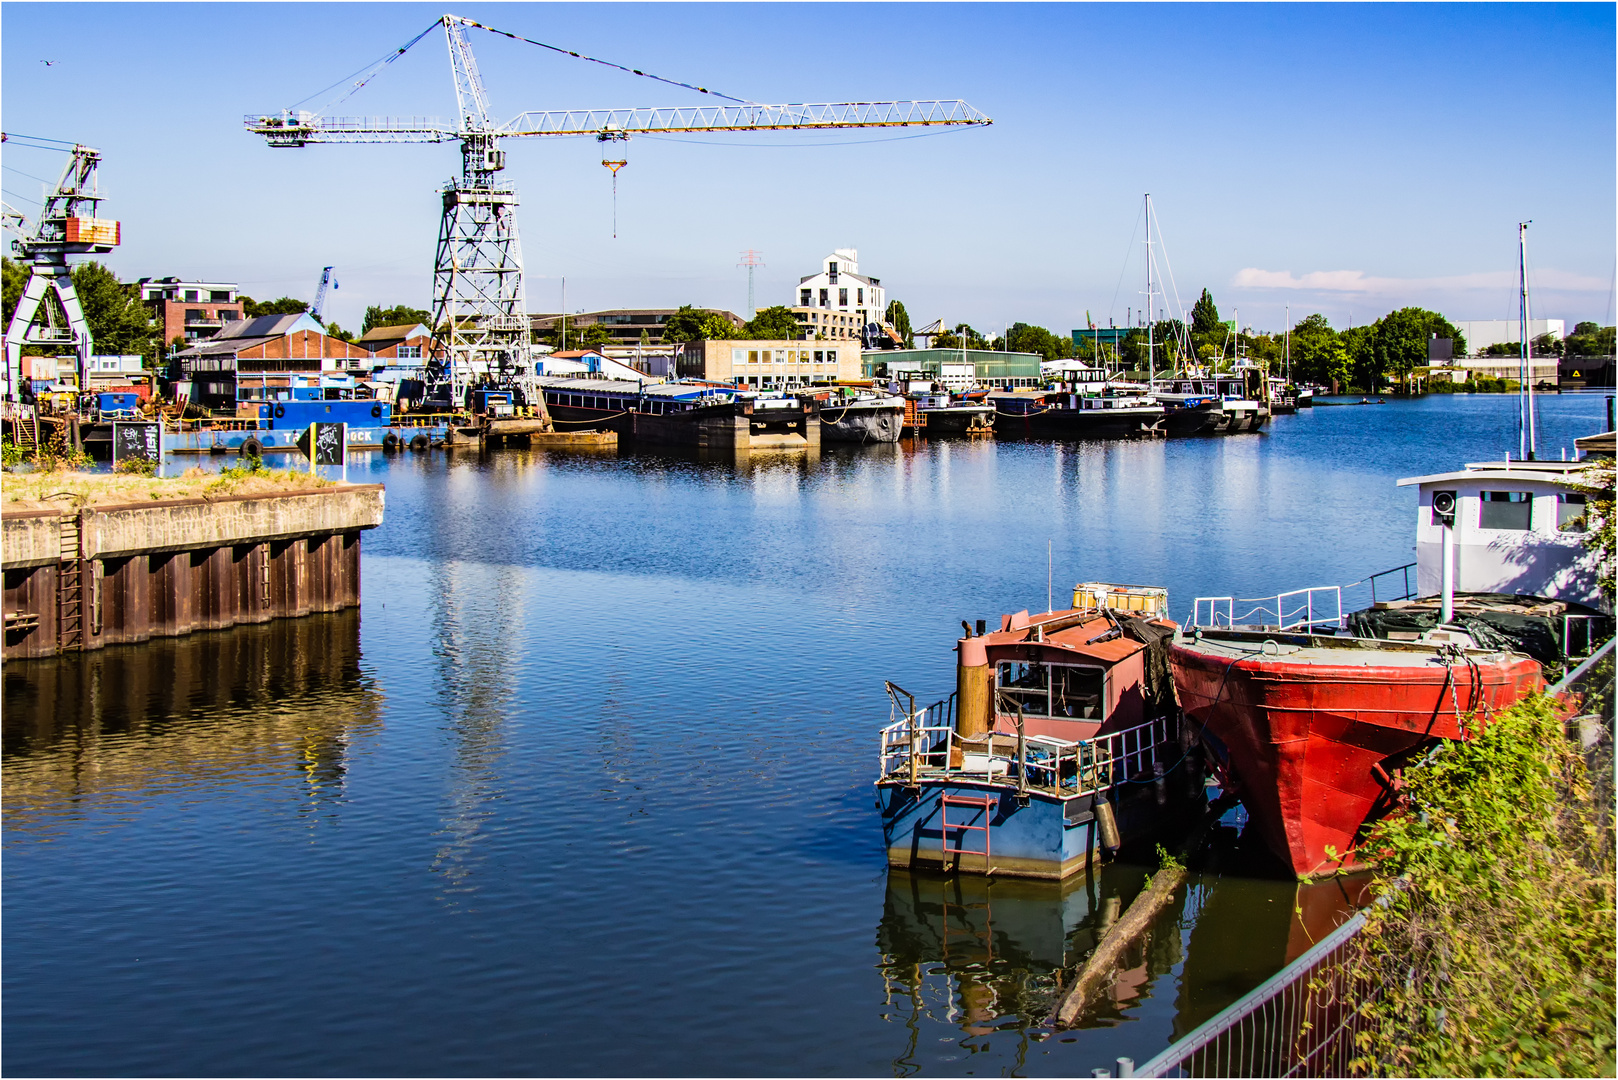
[362,304,432,335]
[743,305,800,340]
[1566,323,1615,357]
[662,304,735,343]
[1190,289,1222,336]
[580,322,615,348]
[1288,314,1350,388]
[2,257,26,327]
[1005,322,1074,363]
[325,322,356,343]
[885,299,913,348]
[72,261,157,361]
[240,295,309,318]
[1375,307,1465,391]
[1341,324,1380,391]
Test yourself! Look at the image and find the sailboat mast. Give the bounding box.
[1519,221,1537,459]
[1145,193,1154,386]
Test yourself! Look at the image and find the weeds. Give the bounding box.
[1347,694,1616,1076]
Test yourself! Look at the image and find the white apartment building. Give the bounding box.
[796,249,885,332]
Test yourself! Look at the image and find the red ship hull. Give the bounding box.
[1170,633,1542,877]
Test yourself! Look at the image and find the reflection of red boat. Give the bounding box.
[1170,628,1542,877]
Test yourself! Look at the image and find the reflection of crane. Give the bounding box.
[2,139,120,400]
[246,13,991,408]
[310,265,338,324]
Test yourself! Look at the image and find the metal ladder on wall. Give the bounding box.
[940,792,998,872]
[57,514,84,651]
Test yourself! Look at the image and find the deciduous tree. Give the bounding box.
[743,305,799,340]
[72,261,156,361]
[361,304,432,334]
[662,305,736,343]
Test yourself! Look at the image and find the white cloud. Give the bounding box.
[1231,267,1608,294]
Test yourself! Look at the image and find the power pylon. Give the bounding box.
[738,249,765,318]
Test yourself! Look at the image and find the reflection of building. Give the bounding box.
[676,338,860,386]
[1,609,381,829]
[138,277,243,345]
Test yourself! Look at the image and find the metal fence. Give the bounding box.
[1096,637,1616,1079]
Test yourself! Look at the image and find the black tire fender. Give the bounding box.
[239,437,264,458]
[409,434,429,452]
[371,405,383,419]
[273,404,286,419]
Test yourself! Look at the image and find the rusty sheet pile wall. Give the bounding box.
[3,485,384,660]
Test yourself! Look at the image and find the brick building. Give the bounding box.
[138,277,244,345]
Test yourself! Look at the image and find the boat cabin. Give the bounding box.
[1397,459,1608,614]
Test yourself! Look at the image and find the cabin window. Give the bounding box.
[1558,492,1587,532]
[1480,490,1532,530]
[996,661,1106,720]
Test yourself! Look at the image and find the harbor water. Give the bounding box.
[4,393,1608,1076]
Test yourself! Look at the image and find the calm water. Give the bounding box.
[4,394,1607,1076]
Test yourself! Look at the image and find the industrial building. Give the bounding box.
[862,347,1043,389]
[1451,318,1565,355]
[675,339,861,386]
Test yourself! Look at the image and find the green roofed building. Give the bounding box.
[862,348,1043,388]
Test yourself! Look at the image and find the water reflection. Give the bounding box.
[2,610,380,834]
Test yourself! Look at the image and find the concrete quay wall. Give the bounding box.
[3,485,383,660]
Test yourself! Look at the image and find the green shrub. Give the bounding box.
[1348,695,1616,1076]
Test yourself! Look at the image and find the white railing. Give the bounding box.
[1190,586,1343,632]
[878,703,1172,800]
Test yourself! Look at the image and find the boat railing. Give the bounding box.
[1190,586,1343,632]
[878,693,1172,800]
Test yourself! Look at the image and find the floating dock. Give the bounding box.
[2,484,384,660]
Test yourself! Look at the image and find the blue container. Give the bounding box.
[97,392,140,414]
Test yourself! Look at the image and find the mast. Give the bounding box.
[1519,221,1537,459]
[1144,193,1154,386]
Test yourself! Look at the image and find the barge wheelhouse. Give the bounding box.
[877,584,1195,880]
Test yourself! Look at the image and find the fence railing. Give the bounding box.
[1189,586,1343,632]
[877,694,1172,801]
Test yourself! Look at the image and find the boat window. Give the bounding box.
[1558,493,1587,532]
[995,662,1105,719]
[1480,490,1532,530]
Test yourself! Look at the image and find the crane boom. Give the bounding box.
[246,100,989,145]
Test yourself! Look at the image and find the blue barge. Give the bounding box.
[161,399,454,455]
[878,584,1198,879]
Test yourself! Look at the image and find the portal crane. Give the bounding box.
[247,14,991,411]
[2,142,120,401]
[310,266,337,324]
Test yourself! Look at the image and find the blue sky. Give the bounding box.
[3,3,1613,336]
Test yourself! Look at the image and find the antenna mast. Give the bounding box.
[1519,221,1536,460]
[1143,193,1154,386]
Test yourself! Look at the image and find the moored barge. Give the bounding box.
[877,584,1196,879]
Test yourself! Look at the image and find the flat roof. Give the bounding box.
[535,377,731,401]
[1396,459,1593,486]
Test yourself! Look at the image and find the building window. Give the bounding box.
[185,290,199,302]
[1558,492,1588,532]
[1480,491,1532,530]
[749,350,759,364]
[828,262,838,283]
[819,289,829,307]
[396,346,422,359]
[800,289,811,306]
[826,349,837,365]
[210,290,232,302]
[185,308,206,323]
[857,288,864,305]
[839,288,848,307]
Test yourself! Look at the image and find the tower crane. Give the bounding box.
[246,13,991,412]
[310,266,338,324]
[2,140,120,401]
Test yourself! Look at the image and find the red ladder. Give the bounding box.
[940,792,998,871]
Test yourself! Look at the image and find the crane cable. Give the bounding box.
[456,16,758,105]
[292,21,442,116]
